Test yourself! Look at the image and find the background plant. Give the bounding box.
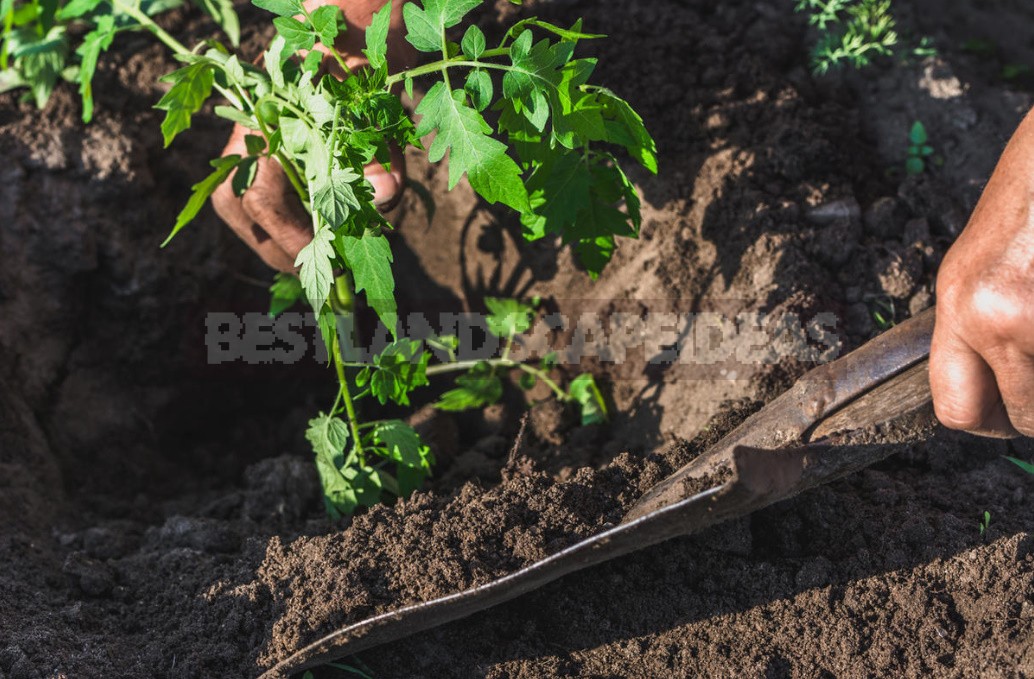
[143,0,652,516]
[794,0,899,74]
[0,0,238,120]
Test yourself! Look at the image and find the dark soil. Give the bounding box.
[2,1,1034,678]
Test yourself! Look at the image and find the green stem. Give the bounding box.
[385,48,511,87]
[424,358,570,401]
[111,0,190,56]
[332,329,364,459]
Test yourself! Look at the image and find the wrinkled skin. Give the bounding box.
[212,0,414,272]
[932,108,1034,439]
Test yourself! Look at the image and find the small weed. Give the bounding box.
[794,0,899,74]
[870,296,895,330]
[979,510,991,537]
[906,121,934,175]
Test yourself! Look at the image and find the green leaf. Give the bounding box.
[371,420,427,469]
[415,81,528,211]
[269,272,303,316]
[155,61,215,147]
[296,227,336,311]
[905,156,924,176]
[363,2,391,70]
[358,339,430,406]
[306,412,350,470]
[464,69,492,112]
[162,155,241,246]
[76,15,115,123]
[273,16,316,52]
[909,121,927,145]
[214,105,259,129]
[264,35,287,88]
[252,0,303,18]
[514,18,604,42]
[461,24,485,58]
[337,230,398,336]
[244,133,267,155]
[310,4,340,47]
[484,297,533,338]
[593,86,658,174]
[231,156,258,196]
[312,168,362,229]
[568,373,607,425]
[403,0,481,53]
[436,361,503,411]
[56,0,102,20]
[1005,456,1034,475]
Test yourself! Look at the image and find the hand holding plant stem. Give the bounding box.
[127,0,655,516]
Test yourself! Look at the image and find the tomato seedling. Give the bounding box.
[905,120,933,175]
[135,0,650,516]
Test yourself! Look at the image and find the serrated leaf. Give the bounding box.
[155,61,215,147]
[269,272,303,316]
[296,227,336,310]
[573,235,615,278]
[310,5,340,47]
[484,297,534,338]
[162,155,241,246]
[568,373,607,425]
[306,412,350,469]
[364,2,391,69]
[403,0,481,53]
[461,24,485,58]
[312,168,361,229]
[337,230,397,336]
[464,68,492,112]
[593,86,657,173]
[252,0,303,18]
[415,81,527,211]
[436,361,502,411]
[273,16,315,52]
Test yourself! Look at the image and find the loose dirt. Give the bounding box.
[2,1,1034,678]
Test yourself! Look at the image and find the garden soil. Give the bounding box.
[3,0,1034,677]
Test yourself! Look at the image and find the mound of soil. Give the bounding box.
[2,0,1034,677]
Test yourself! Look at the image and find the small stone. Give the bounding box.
[806,197,861,226]
[877,247,922,299]
[809,217,861,267]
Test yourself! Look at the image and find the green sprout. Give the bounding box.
[905,120,933,175]
[794,0,899,74]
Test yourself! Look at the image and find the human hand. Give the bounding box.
[211,0,412,272]
[931,110,1034,438]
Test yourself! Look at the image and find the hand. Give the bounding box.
[211,0,413,272]
[211,124,405,272]
[931,109,1034,438]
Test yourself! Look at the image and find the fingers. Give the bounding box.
[930,318,1021,439]
[987,349,1034,437]
[368,144,407,211]
[240,157,313,261]
[212,178,297,272]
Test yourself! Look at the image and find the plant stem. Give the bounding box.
[424,358,570,401]
[385,48,511,87]
[111,0,190,56]
[332,329,364,459]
